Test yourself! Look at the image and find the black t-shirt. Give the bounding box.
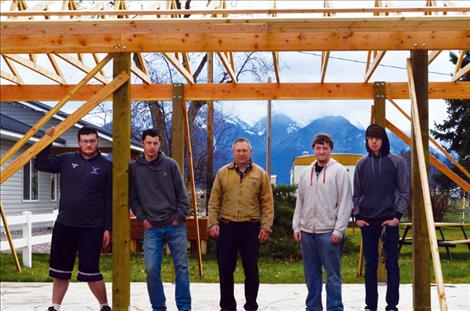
[314,162,324,177]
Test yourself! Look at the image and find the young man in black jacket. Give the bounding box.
[129,129,191,311]
[35,126,112,311]
[353,124,411,311]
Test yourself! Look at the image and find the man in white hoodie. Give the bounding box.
[293,133,353,311]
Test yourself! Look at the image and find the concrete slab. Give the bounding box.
[1,282,469,310]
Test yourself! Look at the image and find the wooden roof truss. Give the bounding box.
[1,0,469,88]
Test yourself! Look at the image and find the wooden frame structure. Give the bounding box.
[1,1,470,311]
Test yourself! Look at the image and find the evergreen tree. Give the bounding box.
[430,51,470,190]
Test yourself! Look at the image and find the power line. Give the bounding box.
[300,52,452,77]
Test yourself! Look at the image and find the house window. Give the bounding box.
[23,161,39,201]
[50,174,58,201]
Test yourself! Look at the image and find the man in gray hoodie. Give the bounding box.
[353,124,411,311]
[129,129,191,311]
[293,133,353,311]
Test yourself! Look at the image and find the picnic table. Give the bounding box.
[398,222,470,259]
[129,216,209,254]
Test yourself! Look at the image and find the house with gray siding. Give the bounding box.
[0,101,142,217]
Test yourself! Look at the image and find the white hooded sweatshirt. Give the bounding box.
[292,158,353,238]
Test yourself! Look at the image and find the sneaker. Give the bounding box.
[101,306,111,311]
[48,307,58,311]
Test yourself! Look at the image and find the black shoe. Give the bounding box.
[101,306,112,311]
[48,307,58,311]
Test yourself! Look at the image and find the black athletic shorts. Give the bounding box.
[49,222,104,282]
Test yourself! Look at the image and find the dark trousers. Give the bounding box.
[361,223,400,311]
[217,221,260,311]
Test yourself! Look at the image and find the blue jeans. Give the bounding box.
[361,223,400,311]
[301,231,344,311]
[143,223,191,311]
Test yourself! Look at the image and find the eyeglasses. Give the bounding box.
[80,140,98,145]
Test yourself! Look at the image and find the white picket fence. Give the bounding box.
[0,210,58,268]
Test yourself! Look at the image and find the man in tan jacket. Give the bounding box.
[208,137,274,311]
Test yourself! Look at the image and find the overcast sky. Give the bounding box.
[218,50,457,132]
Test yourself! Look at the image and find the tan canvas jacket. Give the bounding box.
[208,162,274,232]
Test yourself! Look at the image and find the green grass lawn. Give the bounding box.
[1,228,469,283]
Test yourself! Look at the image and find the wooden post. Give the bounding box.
[172,85,185,177]
[112,53,131,311]
[266,77,272,177]
[410,51,431,311]
[174,83,204,279]
[373,81,386,283]
[373,81,386,125]
[206,52,214,213]
[0,201,21,272]
[407,56,448,310]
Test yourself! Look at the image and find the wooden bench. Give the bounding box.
[130,217,209,254]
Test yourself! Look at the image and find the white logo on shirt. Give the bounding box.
[71,163,78,168]
[90,166,100,175]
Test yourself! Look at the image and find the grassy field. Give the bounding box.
[1,227,469,283]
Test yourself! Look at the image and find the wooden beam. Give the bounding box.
[428,50,441,64]
[407,56,447,311]
[134,53,149,75]
[454,51,465,75]
[92,53,107,77]
[373,81,386,126]
[373,79,387,284]
[229,52,235,73]
[320,51,330,83]
[386,120,470,192]
[131,64,151,84]
[272,51,280,83]
[206,52,214,211]
[365,51,386,82]
[54,53,108,84]
[163,52,195,84]
[217,52,237,83]
[182,52,192,76]
[172,84,185,177]
[387,98,470,180]
[2,17,469,53]
[0,54,112,167]
[0,201,22,272]
[452,62,470,82]
[0,71,129,185]
[0,70,22,84]
[112,53,131,311]
[2,7,470,18]
[46,54,65,82]
[410,51,432,311]
[3,54,65,84]
[1,82,469,101]
[2,55,24,84]
[178,83,204,278]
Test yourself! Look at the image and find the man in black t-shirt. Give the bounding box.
[35,126,112,311]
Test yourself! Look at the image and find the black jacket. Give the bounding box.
[353,125,411,222]
[35,145,112,230]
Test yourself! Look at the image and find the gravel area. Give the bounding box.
[1,227,52,254]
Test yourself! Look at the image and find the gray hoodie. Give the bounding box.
[353,124,411,222]
[293,158,353,238]
[129,151,189,227]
